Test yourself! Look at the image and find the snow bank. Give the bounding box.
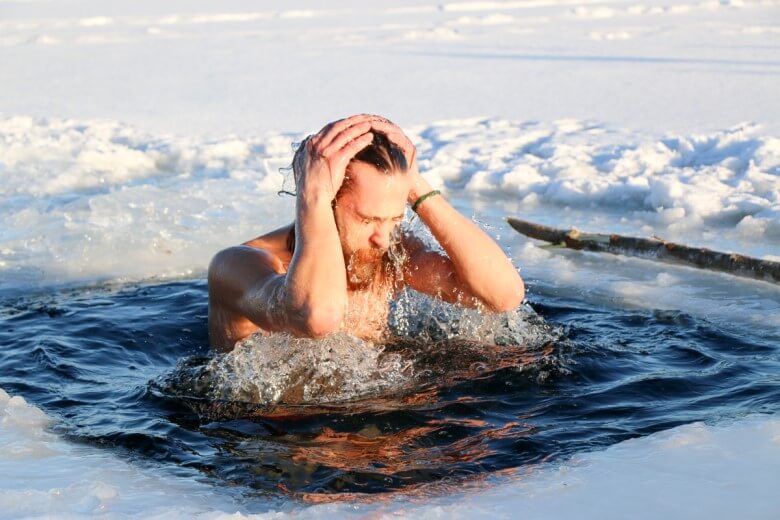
[0,116,296,290]
[1,116,777,295]
[366,414,780,520]
[418,119,779,241]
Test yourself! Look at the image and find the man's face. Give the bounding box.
[333,161,410,287]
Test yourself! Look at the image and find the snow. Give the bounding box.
[1,0,779,517]
[1,0,778,137]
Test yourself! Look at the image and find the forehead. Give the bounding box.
[342,162,409,216]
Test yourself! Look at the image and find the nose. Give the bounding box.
[369,222,394,250]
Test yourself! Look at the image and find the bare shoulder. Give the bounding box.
[208,224,293,304]
[207,225,295,349]
[208,245,282,279]
[242,223,294,261]
[400,229,449,280]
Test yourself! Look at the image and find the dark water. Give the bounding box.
[1,279,779,504]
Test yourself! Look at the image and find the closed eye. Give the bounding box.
[355,211,405,224]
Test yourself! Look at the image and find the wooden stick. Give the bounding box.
[506,217,780,284]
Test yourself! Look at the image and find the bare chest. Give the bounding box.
[342,286,392,341]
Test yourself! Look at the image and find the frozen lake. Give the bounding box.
[1,0,779,517]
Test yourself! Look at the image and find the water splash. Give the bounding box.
[156,298,565,419]
[170,333,413,406]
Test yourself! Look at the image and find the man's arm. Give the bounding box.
[208,116,376,337]
[372,120,525,311]
[402,188,525,312]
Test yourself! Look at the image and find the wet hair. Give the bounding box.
[285,131,408,254]
[337,131,408,200]
[283,131,408,196]
[351,132,408,177]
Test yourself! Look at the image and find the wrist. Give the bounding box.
[407,176,434,204]
[297,186,336,212]
[411,189,441,213]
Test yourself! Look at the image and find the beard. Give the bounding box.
[344,247,387,289]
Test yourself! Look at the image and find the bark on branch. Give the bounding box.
[507,217,780,284]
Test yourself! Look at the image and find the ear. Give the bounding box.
[334,172,354,201]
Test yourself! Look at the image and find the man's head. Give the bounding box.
[333,132,410,286]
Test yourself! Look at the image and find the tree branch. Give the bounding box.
[507,217,780,284]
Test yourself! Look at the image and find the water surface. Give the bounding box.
[1,279,778,504]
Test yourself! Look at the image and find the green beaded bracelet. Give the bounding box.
[411,190,441,212]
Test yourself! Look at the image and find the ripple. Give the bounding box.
[0,279,777,499]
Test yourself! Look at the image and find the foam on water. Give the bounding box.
[162,333,414,408]
[157,298,561,417]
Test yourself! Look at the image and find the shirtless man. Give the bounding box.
[207,115,524,351]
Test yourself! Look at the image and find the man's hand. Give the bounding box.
[367,118,433,204]
[295,115,376,202]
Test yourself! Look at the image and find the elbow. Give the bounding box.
[487,276,525,313]
[287,287,347,338]
[298,305,344,338]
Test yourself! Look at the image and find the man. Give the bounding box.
[208,115,524,351]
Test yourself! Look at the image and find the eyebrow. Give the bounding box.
[355,209,405,221]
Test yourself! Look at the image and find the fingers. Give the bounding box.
[339,132,374,162]
[313,114,377,148]
[366,118,399,134]
[321,120,371,157]
[307,114,410,169]
[368,120,411,148]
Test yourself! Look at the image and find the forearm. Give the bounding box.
[412,183,524,310]
[284,190,347,335]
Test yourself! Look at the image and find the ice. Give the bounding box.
[0,390,49,431]
[0,389,248,518]
[0,116,297,292]
[2,1,778,136]
[393,415,780,520]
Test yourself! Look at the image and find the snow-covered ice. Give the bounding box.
[0,389,245,518]
[2,0,779,136]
